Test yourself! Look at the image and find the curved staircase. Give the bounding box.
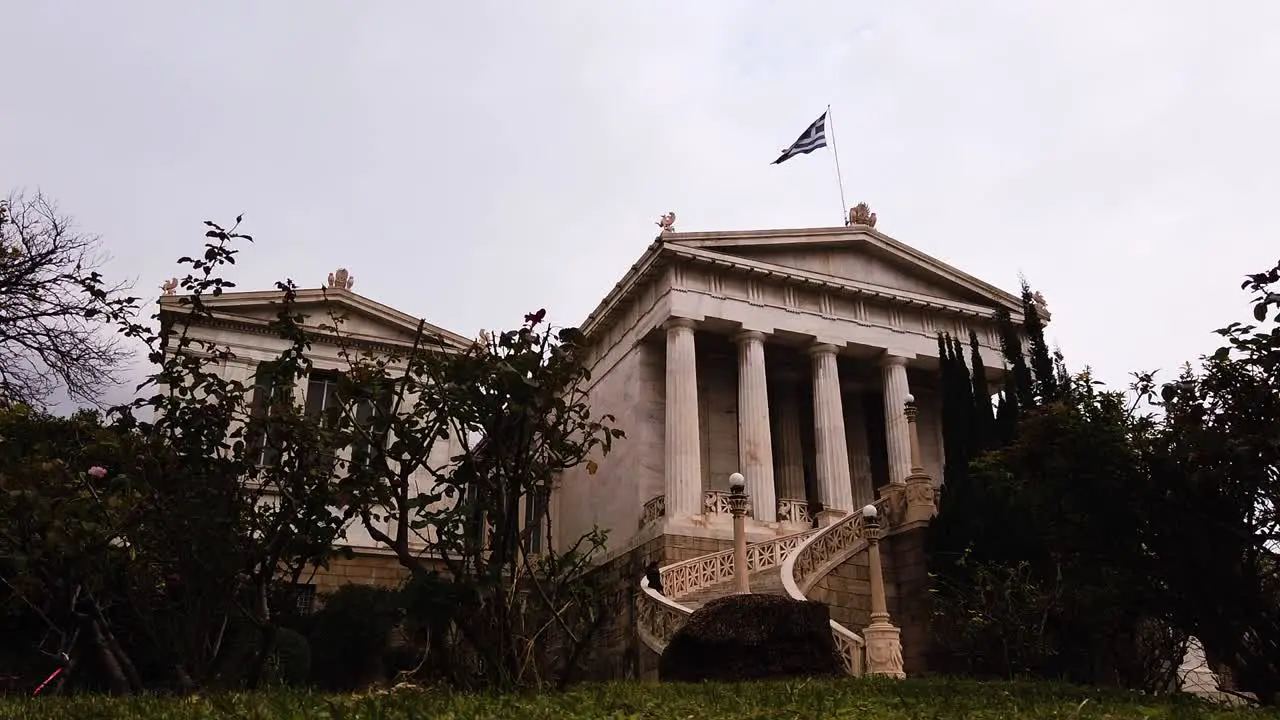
[636,496,892,677]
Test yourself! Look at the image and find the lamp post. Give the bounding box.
[860,503,905,677]
[901,394,938,524]
[728,472,751,594]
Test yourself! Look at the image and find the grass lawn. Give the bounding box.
[2,678,1274,719]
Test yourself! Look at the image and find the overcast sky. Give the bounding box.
[4,2,1279,410]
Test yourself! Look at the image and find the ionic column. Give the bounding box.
[844,391,875,507]
[664,317,703,518]
[736,330,777,522]
[770,370,806,502]
[809,343,854,514]
[880,355,912,485]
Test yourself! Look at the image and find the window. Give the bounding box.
[525,485,550,555]
[246,361,292,467]
[304,371,342,427]
[292,584,317,615]
[350,385,394,469]
[304,370,394,468]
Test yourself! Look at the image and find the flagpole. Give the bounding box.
[826,104,849,225]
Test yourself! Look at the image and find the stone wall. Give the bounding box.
[809,552,873,630]
[555,339,665,553]
[886,527,931,675]
[310,552,411,595]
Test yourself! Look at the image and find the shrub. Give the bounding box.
[659,594,842,682]
[307,585,403,690]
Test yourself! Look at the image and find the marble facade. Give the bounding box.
[555,221,1027,554]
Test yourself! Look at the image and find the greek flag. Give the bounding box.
[772,111,828,165]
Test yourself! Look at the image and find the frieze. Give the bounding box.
[674,262,1004,353]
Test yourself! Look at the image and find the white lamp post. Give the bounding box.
[728,472,751,594]
[860,503,905,677]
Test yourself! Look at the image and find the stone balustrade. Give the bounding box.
[776,497,813,524]
[636,529,816,653]
[640,495,665,529]
[640,491,765,528]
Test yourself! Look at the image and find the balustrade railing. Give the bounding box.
[776,497,813,524]
[639,495,665,529]
[703,489,749,517]
[779,497,891,677]
[639,490,762,529]
[636,528,816,653]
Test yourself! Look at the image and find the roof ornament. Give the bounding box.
[1031,291,1049,313]
[160,278,178,296]
[327,268,355,290]
[846,202,877,228]
[655,211,676,234]
[474,329,493,354]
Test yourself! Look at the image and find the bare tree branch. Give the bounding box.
[0,190,135,407]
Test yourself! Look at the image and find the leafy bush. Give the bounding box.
[306,585,403,690]
[659,594,841,682]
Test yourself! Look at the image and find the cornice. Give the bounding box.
[579,239,666,337]
[158,287,473,351]
[172,313,445,359]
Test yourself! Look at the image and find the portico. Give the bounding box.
[654,318,927,531]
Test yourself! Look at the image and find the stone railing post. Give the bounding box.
[860,504,905,678]
[901,394,938,525]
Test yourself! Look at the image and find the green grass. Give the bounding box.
[1,678,1275,719]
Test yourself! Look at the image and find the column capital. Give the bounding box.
[663,316,698,332]
[735,329,767,345]
[808,342,842,358]
[878,353,910,368]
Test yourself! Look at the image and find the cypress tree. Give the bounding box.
[1021,279,1058,402]
[949,335,976,457]
[937,333,965,482]
[994,382,1019,445]
[968,329,994,452]
[995,307,1034,411]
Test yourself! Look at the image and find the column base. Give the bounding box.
[863,619,905,678]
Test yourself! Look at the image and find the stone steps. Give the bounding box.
[679,569,790,611]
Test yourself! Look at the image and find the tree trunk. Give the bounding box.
[88,617,131,694]
[86,595,144,693]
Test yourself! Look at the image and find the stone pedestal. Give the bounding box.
[863,620,906,678]
[902,396,939,526]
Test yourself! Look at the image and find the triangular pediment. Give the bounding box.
[664,226,1021,313]
[159,288,472,351]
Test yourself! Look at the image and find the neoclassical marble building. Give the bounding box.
[156,272,476,598]
[556,214,1024,544]
[554,210,1030,678]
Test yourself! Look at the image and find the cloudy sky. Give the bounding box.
[4,1,1278,409]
